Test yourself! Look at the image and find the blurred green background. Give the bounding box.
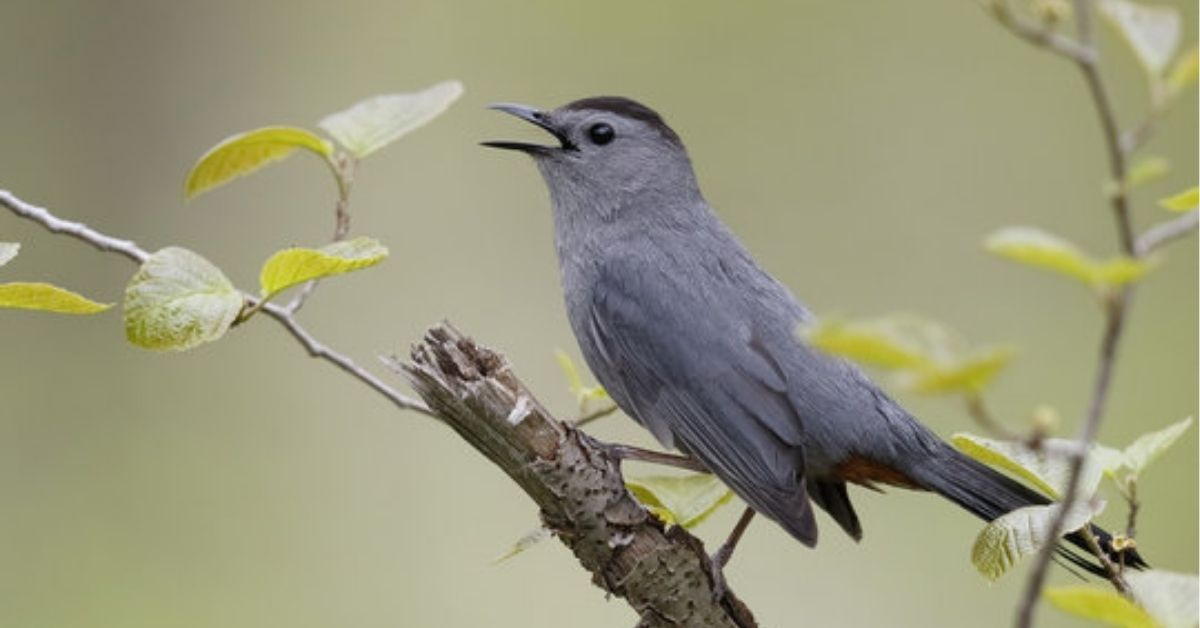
[1,1,1195,626]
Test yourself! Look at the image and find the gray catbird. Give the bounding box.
[484,96,1143,577]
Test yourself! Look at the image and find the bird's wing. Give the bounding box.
[586,258,818,545]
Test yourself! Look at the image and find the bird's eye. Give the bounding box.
[587,122,615,146]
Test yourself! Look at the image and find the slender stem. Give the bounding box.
[0,190,148,264]
[993,0,1146,624]
[0,188,432,418]
[987,1,1093,62]
[965,393,1022,440]
[288,152,358,314]
[1078,525,1130,593]
[1123,477,1140,540]
[260,301,432,415]
[1075,59,1136,255]
[1136,210,1199,256]
[1018,292,1128,628]
[573,402,619,427]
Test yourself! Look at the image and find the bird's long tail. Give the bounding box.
[910,443,1147,576]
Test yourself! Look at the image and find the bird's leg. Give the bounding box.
[602,443,708,472]
[709,507,757,601]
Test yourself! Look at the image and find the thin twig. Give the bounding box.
[1078,525,1131,593]
[258,302,432,415]
[1120,115,1157,155]
[1136,210,1199,256]
[1018,292,1130,628]
[996,0,1145,624]
[1124,477,1140,540]
[1075,59,1136,256]
[0,190,149,264]
[574,402,619,427]
[0,188,432,418]
[964,393,1023,441]
[986,0,1093,62]
[287,153,358,314]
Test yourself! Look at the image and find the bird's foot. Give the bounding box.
[600,442,707,472]
[708,542,736,601]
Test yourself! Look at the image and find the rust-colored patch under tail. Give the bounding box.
[833,455,923,490]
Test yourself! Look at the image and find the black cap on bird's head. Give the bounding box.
[482,96,682,156]
[483,96,699,220]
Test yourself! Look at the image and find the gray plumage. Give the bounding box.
[484,96,1141,571]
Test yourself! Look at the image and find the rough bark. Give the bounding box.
[395,323,757,628]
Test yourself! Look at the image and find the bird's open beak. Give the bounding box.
[481,103,573,153]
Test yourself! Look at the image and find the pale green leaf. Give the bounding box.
[0,282,112,314]
[1159,187,1199,212]
[0,242,19,267]
[800,319,932,370]
[1166,47,1198,94]
[985,226,1151,288]
[554,349,609,408]
[1122,417,1193,476]
[185,126,333,200]
[554,349,586,397]
[1092,257,1155,286]
[986,227,1097,284]
[626,473,734,529]
[1046,586,1159,628]
[258,237,388,298]
[1127,570,1200,628]
[124,247,243,351]
[1099,0,1182,75]
[1126,157,1171,190]
[318,81,463,158]
[908,346,1016,394]
[492,526,551,565]
[952,433,1116,499]
[972,499,1104,581]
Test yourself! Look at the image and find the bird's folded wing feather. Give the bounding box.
[585,259,818,544]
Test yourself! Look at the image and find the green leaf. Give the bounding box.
[800,318,932,370]
[185,126,333,200]
[554,349,609,408]
[1158,187,1199,212]
[1126,156,1171,190]
[492,526,551,565]
[625,473,734,529]
[0,282,112,314]
[1099,0,1182,75]
[317,81,463,158]
[1126,570,1200,628]
[803,315,1016,396]
[952,433,1119,499]
[985,226,1151,288]
[1122,417,1193,476]
[907,346,1016,395]
[1166,46,1198,95]
[0,242,19,267]
[1045,586,1158,628]
[258,237,388,299]
[124,247,243,351]
[971,499,1104,581]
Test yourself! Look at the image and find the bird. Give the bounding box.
[482,96,1144,583]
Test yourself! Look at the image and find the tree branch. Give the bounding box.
[1008,1,1143,625]
[2,188,754,625]
[390,325,756,628]
[0,188,433,418]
